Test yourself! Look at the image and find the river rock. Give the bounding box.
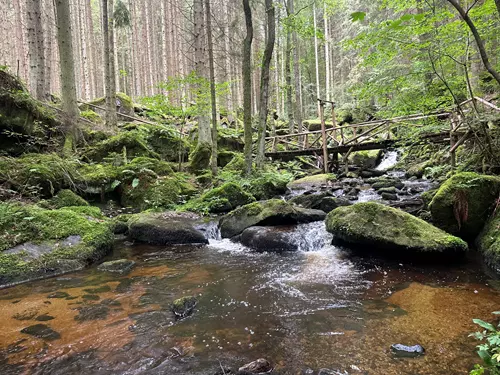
[381,192,398,201]
[171,296,197,320]
[390,343,425,358]
[128,212,208,245]
[97,259,136,274]
[288,174,337,191]
[318,369,348,375]
[372,179,404,190]
[429,172,500,240]
[219,199,326,238]
[238,358,272,373]
[477,212,500,273]
[241,226,298,252]
[289,193,350,213]
[349,150,382,169]
[326,202,468,256]
[20,324,60,341]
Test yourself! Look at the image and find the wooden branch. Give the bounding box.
[474,97,500,112]
[450,130,472,153]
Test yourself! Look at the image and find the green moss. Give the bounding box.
[349,150,382,169]
[429,172,500,239]
[249,172,291,200]
[189,142,212,173]
[80,110,102,124]
[182,182,255,214]
[47,190,89,208]
[288,174,336,189]
[478,212,500,272]
[0,154,79,197]
[84,131,158,162]
[222,153,246,172]
[303,119,333,132]
[121,176,188,210]
[124,157,174,176]
[326,202,467,254]
[60,206,103,218]
[0,203,113,285]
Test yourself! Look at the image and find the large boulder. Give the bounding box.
[241,226,298,252]
[0,203,113,286]
[349,150,382,169]
[477,212,500,273]
[219,199,326,238]
[128,212,208,245]
[326,202,467,256]
[429,172,500,240]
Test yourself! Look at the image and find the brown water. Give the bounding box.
[0,222,499,375]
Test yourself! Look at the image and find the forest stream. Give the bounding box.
[1,158,499,375]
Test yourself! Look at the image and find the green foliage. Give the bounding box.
[80,110,102,124]
[470,312,500,375]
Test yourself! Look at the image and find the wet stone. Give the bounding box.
[318,369,348,375]
[47,291,70,299]
[390,343,425,358]
[35,314,55,322]
[82,294,100,301]
[83,285,112,294]
[74,304,110,322]
[13,307,39,321]
[7,339,27,354]
[238,358,272,373]
[20,324,61,341]
[100,298,121,306]
[97,259,136,274]
[171,296,197,320]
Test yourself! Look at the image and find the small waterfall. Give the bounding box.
[286,221,333,252]
[204,221,221,240]
[375,150,399,171]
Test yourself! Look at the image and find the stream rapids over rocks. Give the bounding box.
[1,152,500,375]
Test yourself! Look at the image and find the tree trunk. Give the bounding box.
[255,0,276,168]
[205,0,218,175]
[102,0,118,126]
[313,4,321,116]
[54,0,80,150]
[446,0,500,86]
[324,4,331,101]
[26,0,46,100]
[242,0,254,175]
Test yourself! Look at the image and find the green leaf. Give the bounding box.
[132,178,140,189]
[401,14,413,21]
[473,319,497,332]
[350,12,366,22]
[111,180,121,189]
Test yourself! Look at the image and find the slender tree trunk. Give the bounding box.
[255,0,276,168]
[102,0,118,126]
[446,0,500,86]
[27,0,46,100]
[324,4,330,101]
[313,4,321,116]
[285,24,293,133]
[55,0,79,151]
[242,0,254,175]
[205,0,218,175]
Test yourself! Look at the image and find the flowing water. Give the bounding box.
[1,222,499,374]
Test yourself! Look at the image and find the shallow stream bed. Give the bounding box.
[0,222,499,374]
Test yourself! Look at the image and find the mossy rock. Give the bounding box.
[75,163,120,194]
[0,70,62,156]
[222,153,246,173]
[83,92,134,117]
[84,131,158,162]
[218,150,238,168]
[326,202,467,257]
[171,296,197,319]
[45,190,89,209]
[289,192,350,213]
[477,212,500,273]
[183,182,255,214]
[287,174,337,191]
[348,150,382,169]
[189,142,212,173]
[128,212,208,245]
[429,172,500,240]
[0,203,113,286]
[97,259,135,274]
[249,173,290,200]
[303,119,333,132]
[80,110,103,124]
[0,154,79,197]
[217,127,244,151]
[219,199,327,238]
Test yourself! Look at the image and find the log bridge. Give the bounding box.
[265,97,500,172]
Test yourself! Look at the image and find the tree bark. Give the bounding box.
[446,0,500,86]
[242,0,254,175]
[205,0,218,175]
[26,0,46,100]
[54,0,80,150]
[313,4,321,115]
[255,0,276,168]
[102,0,118,126]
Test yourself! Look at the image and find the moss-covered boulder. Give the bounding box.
[349,150,382,169]
[171,296,197,319]
[82,92,134,117]
[0,154,79,197]
[0,70,62,155]
[189,142,212,173]
[84,131,158,162]
[477,212,500,273]
[97,259,135,274]
[128,212,208,245]
[0,203,113,286]
[249,173,291,200]
[183,182,255,214]
[326,202,467,256]
[43,190,89,209]
[303,119,333,132]
[429,173,500,239]
[287,174,337,191]
[222,153,246,172]
[219,199,327,238]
